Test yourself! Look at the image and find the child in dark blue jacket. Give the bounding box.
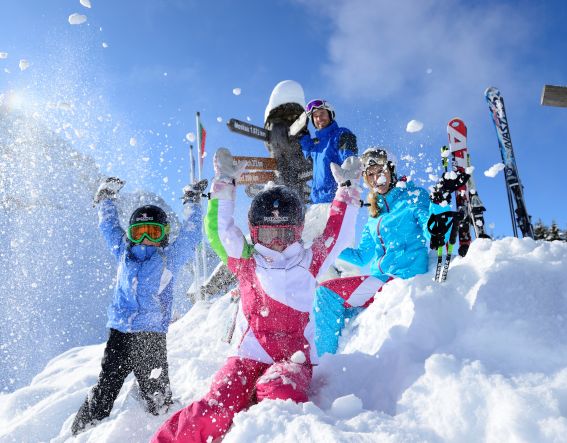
[71,178,206,436]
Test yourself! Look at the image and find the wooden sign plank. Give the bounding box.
[541,85,567,108]
[233,156,277,170]
[237,171,276,185]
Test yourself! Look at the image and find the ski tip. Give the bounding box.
[484,86,500,98]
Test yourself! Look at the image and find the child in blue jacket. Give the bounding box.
[71,178,206,436]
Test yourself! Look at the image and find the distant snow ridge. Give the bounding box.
[2,238,567,441]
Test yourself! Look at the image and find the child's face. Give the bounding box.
[140,238,161,246]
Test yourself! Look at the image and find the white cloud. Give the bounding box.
[314,0,532,122]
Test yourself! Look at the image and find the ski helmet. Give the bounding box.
[248,186,305,227]
[305,99,335,125]
[128,205,170,246]
[361,147,397,189]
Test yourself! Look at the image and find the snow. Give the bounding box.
[102,42,109,48]
[406,119,424,133]
[18,59,30,71]
[232,87,242,96]
[0,52,8,59]
[68,13,87,25]
[484,162,506,178]
[80,0,92,9]
[129,136,137,147]
[185,132,195,142]
[2,238,567,442]
[264,80,306,123]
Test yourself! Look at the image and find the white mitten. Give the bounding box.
[213,147,248,182]
[330,156,362,186]
[93,177,125,206]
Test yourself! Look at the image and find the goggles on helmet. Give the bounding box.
[361,149,388,172]
[306,99,330,116]
[250,225,302,248]
[127,222,169,244]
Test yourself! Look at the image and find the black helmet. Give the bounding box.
[248,186,304,227]
[361,147,397,188]
[128,205,169,246]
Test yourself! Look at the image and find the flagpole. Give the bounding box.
[189,143,202,302]
[195,112,208,298]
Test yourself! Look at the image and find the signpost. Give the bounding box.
[226,119,269,141]
[541,85,567,108]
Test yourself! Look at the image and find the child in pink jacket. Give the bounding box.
[151,148,362,443]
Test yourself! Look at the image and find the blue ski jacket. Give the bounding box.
[98,199,202,333]
[300,120,357,204]
[339,181,445,281]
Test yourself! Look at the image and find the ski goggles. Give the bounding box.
[250,225,302,246]
[361,149,388,172]
[127,222,169,244]
[305,99,329,115]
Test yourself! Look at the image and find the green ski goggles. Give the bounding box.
[127,222,169,244]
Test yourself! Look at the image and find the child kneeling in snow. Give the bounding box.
[151,148,362,443]
[71,178,206,436]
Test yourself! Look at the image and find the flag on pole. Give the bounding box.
[199,122,207,169]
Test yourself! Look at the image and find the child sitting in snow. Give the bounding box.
[71,177,206,436]
[150,148,362,443]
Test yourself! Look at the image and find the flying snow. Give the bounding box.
[19,59,30,71]
[484,162,505,177]
[80,0,92,8]
[0,52,8,59]
[232,88,242,96]
[68,13,87,25]
[217,117,223,122]
[129,137,137,147]
[406,119,424,133]
[102,42,109,48]
[185,132,195,142]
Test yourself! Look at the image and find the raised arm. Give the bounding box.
[309,156,362,279]
[94,177,126,260]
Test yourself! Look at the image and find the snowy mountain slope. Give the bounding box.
[1,238,567,442]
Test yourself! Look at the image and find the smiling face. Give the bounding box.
[364,164,392,194]
[312,108,332,129]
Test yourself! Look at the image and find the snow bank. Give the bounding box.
[1,238,567,442]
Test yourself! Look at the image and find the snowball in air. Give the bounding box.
[217,117,222,122]
[232,88,241,96]
[484,163,505,178]
[0,52,8,59]
[102,42,108,48]
[80,0,92,8]
[129,137,137,147]
[185,132,195,142]
[19,60,30,71]
[68,13,87,25]
[406,120,424,133]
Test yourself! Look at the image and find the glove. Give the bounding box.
[427,212,453,249]
[213,148,248,183]
[182,179,209,204]
[290,112,309,138]
[430,170,470,204]
[330,156,363,187]
[93,177,125,206]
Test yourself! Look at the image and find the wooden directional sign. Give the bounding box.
[541,85,567,108]
[233,156,277,171]
[227,119,269,141]
[237,171,276,185]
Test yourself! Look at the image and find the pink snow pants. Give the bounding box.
[151,356,312,443]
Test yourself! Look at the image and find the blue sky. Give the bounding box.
[1,0,566,238]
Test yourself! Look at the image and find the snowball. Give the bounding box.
[149,367,162,379]
[68,13,87,25]
[484,163,505,178]
[102,42,108,48]
[406,119,424,133]
[186,132,195,142]
[80,0,92,8]
[330,394,363,419]
[246,116,251,121]
[217,117,222,122]
[232,87,241,96]
[129,137,137,147]
[0,52,7,59]
[290,351,306,364]
[19,59,30,71]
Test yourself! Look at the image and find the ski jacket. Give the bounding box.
[205,186,359,366]
[300,120,357,204]
[339,181,436,283]
[98,199,202,333]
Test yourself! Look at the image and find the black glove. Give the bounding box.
[430,170,470,204]
[93,177,125,206]
[182,179,209,204]
[427,212,454,249]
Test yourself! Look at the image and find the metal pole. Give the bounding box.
[195,112,208,298]
[188,143,202,301]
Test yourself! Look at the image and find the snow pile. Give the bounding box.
[1,237,566,442]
